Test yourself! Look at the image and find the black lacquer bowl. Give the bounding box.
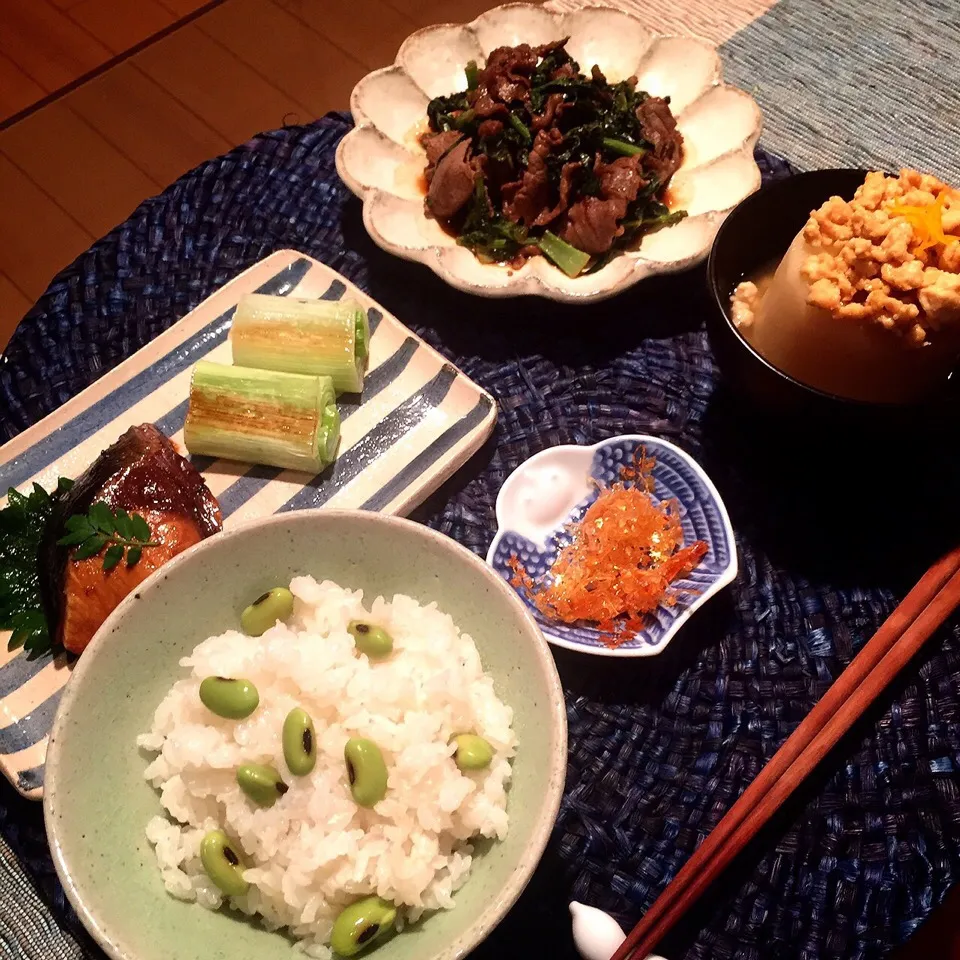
[705,168,959,426]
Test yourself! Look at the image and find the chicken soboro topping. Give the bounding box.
[419,40,686,277]
[508,449,708,648]
[733,169,960,346]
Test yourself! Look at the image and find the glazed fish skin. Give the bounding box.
[40,424,222,655]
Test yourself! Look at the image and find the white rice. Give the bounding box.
[138,577,516,957]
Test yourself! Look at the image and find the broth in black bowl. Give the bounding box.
[705,168,959,422]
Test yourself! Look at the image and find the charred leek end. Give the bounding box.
[231,294,369,395]
[184,361,340,473]
[538,231,591,278]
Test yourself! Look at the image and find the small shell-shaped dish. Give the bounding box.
[486,436,738,657]
[336,3,763,303]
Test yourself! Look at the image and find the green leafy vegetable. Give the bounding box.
[0,478,73,656]
[507,112,532,144]
[537,231,591,278]
[602,137,646,158]
[1,483,159,657]
[455,178,530,264]
[57,502,157,570]
[73,533,109,561]
[424,40,688,276]
[464,59,479,91]
[130,513,151,542]
[453,108,478,132]
[427,91,471,133]
[89,501,115,535]
[114,509,133,540]
[587,202,688,274]
[9,609,47,653]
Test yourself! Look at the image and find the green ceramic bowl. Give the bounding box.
[44,510,567,960]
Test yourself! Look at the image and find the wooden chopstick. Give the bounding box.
[612,545,960,960]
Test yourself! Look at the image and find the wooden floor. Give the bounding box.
[0,4,959,953]
[0,0,211,121]
[0,0,501,350]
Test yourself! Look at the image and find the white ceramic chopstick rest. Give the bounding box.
[570,902,626,960]
[569,902,669,960]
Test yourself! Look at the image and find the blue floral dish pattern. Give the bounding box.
[486,436,738,657]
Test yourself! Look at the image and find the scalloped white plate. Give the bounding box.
[335,2,763,303]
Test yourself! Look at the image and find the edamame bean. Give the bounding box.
[344,738,388,807]
[283,707,317,776]
[330,896,396,956]
[241,587,295,637]
[452,734,494,771]
[200,830,249,897]
[347,621,393,660]
[236,763,288,807]
[199,677,259,719]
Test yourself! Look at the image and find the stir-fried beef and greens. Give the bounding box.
[420,39,687,277]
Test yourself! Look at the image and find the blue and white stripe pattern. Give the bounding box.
[0,250,496,798]
[0,258,310,494]
[488,437,737,657]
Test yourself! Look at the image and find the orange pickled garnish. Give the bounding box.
[888,191,960,255]
[508,448,708,648]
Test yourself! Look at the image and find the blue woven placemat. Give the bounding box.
[3,113,960,960]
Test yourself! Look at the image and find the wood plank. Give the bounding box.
[0,273,34,352]
[0,103,160,237]
[277,0,416,71]
[388,0,538,28]
[67,0,175,55]
[0,54,46,122]
[134,23,308,144]
[156,0,211,15]
[382,0,451,25]
[0,0,111,92]
[196,0,366,119]
[0,155,93,302]
[67,63,231,186]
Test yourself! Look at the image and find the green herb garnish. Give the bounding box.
[57,502,157,571]
[0,478,73,655]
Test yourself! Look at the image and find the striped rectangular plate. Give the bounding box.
[0,250,496,799]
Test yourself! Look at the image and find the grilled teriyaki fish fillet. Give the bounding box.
[40,424,222,654]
